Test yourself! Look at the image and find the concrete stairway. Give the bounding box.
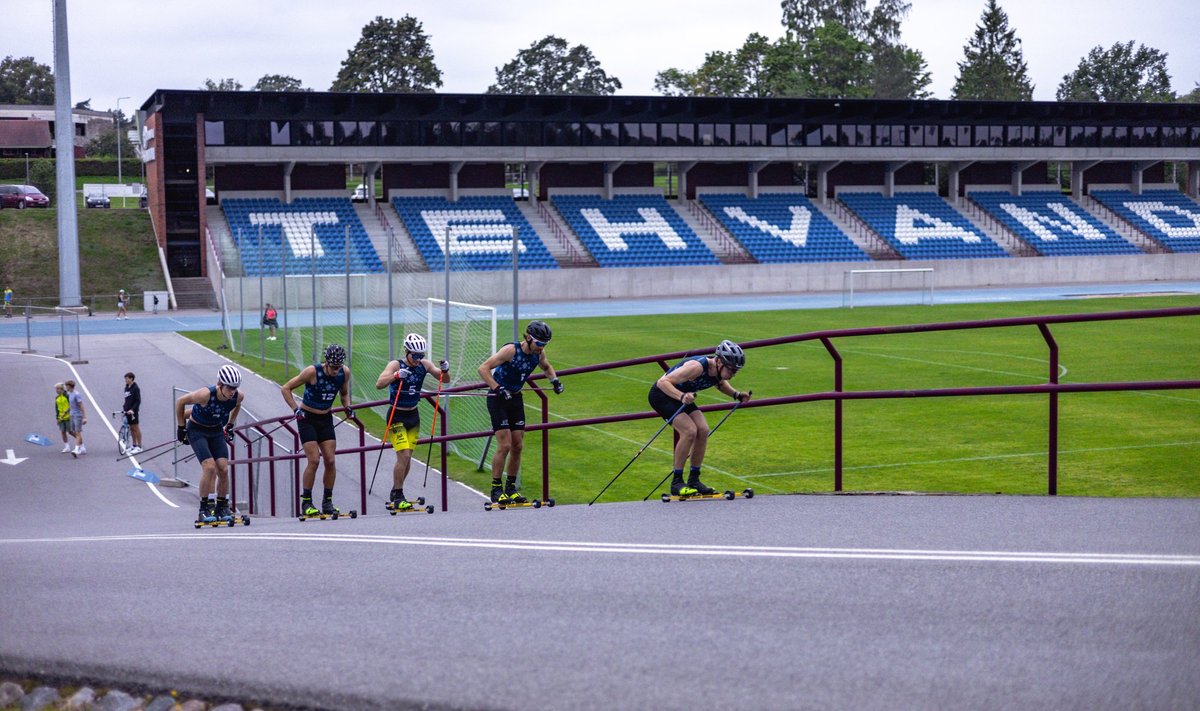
[518,200,596,268]
[357,202,427,271]
[1074,195,1166,254]
[173,277,218,310]
[677,199,755,264]
[817,199,902,260]
[953,198,1039,257]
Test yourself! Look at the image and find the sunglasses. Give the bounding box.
[532,339,548,348]
[408,352,425,360]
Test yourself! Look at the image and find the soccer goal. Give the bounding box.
[842,268,935,308]
[418,297,497,464]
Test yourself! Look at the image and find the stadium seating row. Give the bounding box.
[968,192,1139,256]
[698,193,870,264]
[551,194,718,268]
[1090,190,1200,253]
[392,196,558,271]
[838,192,1009,260]
[223,197,384,275]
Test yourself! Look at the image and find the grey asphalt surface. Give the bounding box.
[1,326,1199,710]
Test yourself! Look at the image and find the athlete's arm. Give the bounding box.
[175,387,208,426]
[280,366,315,411]
[338,366,352,408]
[375,361,399,389]
[478,344,516,390]
[538,353,557,381]
[656,360,703,402]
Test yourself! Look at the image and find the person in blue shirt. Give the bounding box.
[374,333,449,511]
[648,340,751,496]
[282,344,352,517]
[477,320,563,504]
[176,365,245,523]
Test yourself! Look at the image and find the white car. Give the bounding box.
[351,184,369,202]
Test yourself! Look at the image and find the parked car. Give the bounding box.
[351,184,369,202]
[0,184,50,209]
[85,193,111,209]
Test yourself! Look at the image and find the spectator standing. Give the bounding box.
[64,379,88,457]
[116,290,128,320]
[3,286,12,317]
[262,303,279,340]
[123,372,143,453]
[54,383,71,452]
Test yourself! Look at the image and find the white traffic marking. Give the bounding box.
[3,532,1198,567]
[1,449,28,466]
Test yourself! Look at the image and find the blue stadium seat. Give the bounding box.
[838,192,1009,260]
[1089,189,1200,253]
[968,191,1138,256]
[390,195,557,272]
[222,197,384,276]
[698,193,869,264]
[549,194,717,268]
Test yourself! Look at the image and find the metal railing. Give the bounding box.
[226,306,1200,512]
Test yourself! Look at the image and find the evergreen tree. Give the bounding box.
[1056,41,1174,102]
[951,0,1034,101]
[330,15,442,93]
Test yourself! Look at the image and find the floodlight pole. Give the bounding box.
[116,96,130,202]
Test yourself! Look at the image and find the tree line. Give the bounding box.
[2,0,1197,158]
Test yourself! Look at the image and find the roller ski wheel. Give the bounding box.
[744,488,754,499]
[532,499,541,509]
[484,502,493,511]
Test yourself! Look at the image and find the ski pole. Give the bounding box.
[643,392,750,501]
[589,401,687,506]
[422,373,446,488]
[368,379,405,496]
[113,437,175,462]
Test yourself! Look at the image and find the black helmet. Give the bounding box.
[526,320,552,342]
[324,343,346,367]
[715,340,745,370]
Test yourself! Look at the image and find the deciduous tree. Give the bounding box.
[1056,41,1174,102]
[202,78,243,91]
[0,56,54,105]
[330,15,442,93]
[489,35,621,95]
[253,74,308,92]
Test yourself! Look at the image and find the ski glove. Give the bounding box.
[223,425,235,443]
[177,425,189,445]
[493,387,512,401]
[550,378,564,395]
[394,367,411,381]
[733,390,751,403]
[294,407,305,421]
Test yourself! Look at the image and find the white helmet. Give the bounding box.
[403,333,427,355]
[217,364,242,388]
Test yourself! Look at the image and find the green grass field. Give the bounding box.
[186,295,1200,503]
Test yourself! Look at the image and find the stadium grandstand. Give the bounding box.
[136,90,1200,305]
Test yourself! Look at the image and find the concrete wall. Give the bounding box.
[223,254,1200,311]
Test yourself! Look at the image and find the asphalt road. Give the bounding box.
[1,335,1198,710]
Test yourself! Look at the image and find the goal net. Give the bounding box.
[841,268,935,308]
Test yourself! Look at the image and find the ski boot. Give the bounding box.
[389,489,413,512]
[687,473,715,496]
[214,497,234,523]
[670,477,698,497]
[197,500,217,524]
[321,498,339,516]
[502,480,528,504]
[300,497,320,517]
[490,482,504,503]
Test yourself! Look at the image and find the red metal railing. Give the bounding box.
[228,306,1200,511]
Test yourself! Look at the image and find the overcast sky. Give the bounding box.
[4,0,1198,114]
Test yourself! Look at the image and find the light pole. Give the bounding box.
[24,153,29,185]
[115,96,130,204]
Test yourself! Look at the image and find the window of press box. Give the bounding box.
[205,121,225,145]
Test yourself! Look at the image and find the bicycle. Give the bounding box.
[113,411,133,455]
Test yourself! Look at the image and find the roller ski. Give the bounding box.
[194,499,251,528]
[386,491,434,515]
[662,488,754,503]
[298,497,358,522]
